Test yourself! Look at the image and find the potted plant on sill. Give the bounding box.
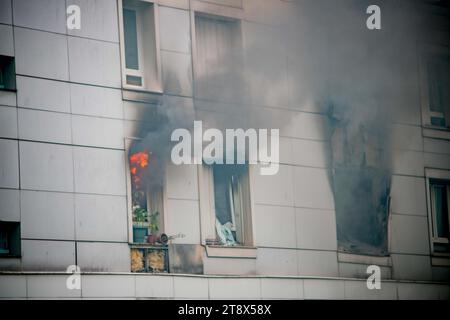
[147,211,159,244]
[132,205,150,243]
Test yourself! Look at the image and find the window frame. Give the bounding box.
[198,163,255,252]
[190,6,245,102]
[425,168,450,257]
[118,0,163,95]
[122,6,146,88]
[419,43,450,139]
[125,138,167,244]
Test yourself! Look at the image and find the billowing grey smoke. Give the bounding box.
[131,0,427,255]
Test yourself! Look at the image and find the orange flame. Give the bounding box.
[130,151,150,189]
[130,151,149,168]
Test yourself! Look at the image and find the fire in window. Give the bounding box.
[128,146,170,273]
[429,179,450,254]
[129,149,164,244]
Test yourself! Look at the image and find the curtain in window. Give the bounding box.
[195,15,243,101]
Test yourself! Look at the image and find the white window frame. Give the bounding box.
[122,6,146,88]
[419,44,450,140]
[425,168,450,257]
[118,0,162,94]
[198,163,256,257]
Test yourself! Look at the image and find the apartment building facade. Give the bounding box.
[0,0,449,299]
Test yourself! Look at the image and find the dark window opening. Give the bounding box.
[0,55,16,91]
[123,8,139,70]
[0,222,21,257]
[430,179,450,253]
[329,103,391,256]
[427,55,450,128]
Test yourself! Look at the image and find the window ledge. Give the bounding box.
[0,88,17,93]
[0,255,21,259]
[422,126,450,140]
[122,87,163,104]
[338,252,392,267]
[431,256,450,266]
[205,245,257,259]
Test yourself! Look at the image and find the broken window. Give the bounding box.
[329,105,391,256]
[0,55,16,91]
[429,178,450,254]
[0,222,20,257]
[194,13,243,101]
[426,54,450,128]
[120,0,161,92]
[210,164,252,246]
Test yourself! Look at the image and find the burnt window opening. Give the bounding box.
[211,163,252,246]
[0,222,21,257]
[429,178,450,254]
[0,55,16,91]
[426,54,450,128]
[329,105,391,256]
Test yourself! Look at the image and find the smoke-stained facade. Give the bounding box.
[0,0,449,299]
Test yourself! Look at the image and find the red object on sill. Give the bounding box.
[147,234,157,244]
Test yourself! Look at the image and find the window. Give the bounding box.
[210,164,252,246]
[0,222,20,257]
[420,45,450,132]
[128,147,165,244]
[0,55,16,91]
[119,0,161,92]
[194,13,243,101]
[429,178,450,254]
[427,55,450,127]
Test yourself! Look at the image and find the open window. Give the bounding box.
[128,149,165,244]
[0,55,16,91]
[207,163,253,247]
[119,0,162,93]
[0,222,20,258]
[426,169,450,255]
[420,45,450,132]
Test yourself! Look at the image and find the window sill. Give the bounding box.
[0,255,21,259]
[122,86,163,104]
[431,255,450,267]
[422,125,450,140]
[338,252,392,267]
[0,88,17,93]
[205,245,257,259]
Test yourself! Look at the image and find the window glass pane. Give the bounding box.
[213,166,233,226]
[126,75,142,86]
[428,56,450,126]
[428,59,444,113]
[432,184,449,238]
[123,8,139,70]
